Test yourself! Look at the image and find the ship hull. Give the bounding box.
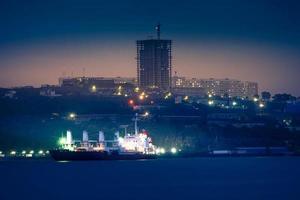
[50,150,157,161]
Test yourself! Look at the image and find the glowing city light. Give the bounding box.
[139,95,145,100]
[38,150,44,155]
[253,97,259,102]
[91,85,97,92]
[129,99,134,105]
[143,111,149,117]
[259,102,265,108]
[30,150,34,154]
[232,101,237,106]
[134,87,140,92]
[22,150,26,155]
[208,94,212,98]
[164,92,172,99]
[69,112,76,119]
[160,148,166,154]
[184,96,189,101]
[208,100,214,105]
[10,151,16,155]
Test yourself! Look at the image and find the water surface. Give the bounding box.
[0,157,299,200]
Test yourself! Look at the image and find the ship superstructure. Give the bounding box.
[51,114,156,160]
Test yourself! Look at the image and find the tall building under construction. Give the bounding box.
[137,24,172,91]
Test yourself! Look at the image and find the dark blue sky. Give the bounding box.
[1,0,300,95]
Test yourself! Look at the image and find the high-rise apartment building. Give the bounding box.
[137,24,172,90]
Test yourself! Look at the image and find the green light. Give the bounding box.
[58,137,67,145]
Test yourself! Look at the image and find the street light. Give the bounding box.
[91,85,97,92]
[69,112,76,119]
[143,111,149,117]
[259,102,265,108]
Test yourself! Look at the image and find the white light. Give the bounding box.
[155,148,161,154]
[232,101,237,106]
[91,85,97,92]
[38,150,44,154]
[171,147,177,154]
[118,137,124,144]
[30,150,34,154]
[10,151,16,155]
[208,94,212,98]
[69,113,76,119]
[160,148,166,154]
[22,150,26,154]
[134,87,140,92]
[259,103,265,108]
[143,111,149,117]
[208,100,214,105]
[253,97,259,102]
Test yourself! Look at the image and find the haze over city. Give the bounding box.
[1,0,300,95]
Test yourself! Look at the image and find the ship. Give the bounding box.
[50,114,157,161]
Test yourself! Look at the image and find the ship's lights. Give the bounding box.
[38,150,44,154]
[143,111,149,117]
[171,147,177,154]
[30,150,34,154]
[22,150,26,155]
[208,94,212,98]
[155,148,161,154]
[59,137,67,145]
[118,137,124,144]
[10,151,16,155]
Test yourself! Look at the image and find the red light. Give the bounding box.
[129,99,134,105]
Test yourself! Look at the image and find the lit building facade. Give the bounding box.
[172,76,258,98]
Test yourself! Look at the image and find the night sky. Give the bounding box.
[0,0,300,95]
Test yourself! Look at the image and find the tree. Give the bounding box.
[272,93,296,102]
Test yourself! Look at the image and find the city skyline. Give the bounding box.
[1,0,300,96]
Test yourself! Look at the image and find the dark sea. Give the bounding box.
[0,157,299,200]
